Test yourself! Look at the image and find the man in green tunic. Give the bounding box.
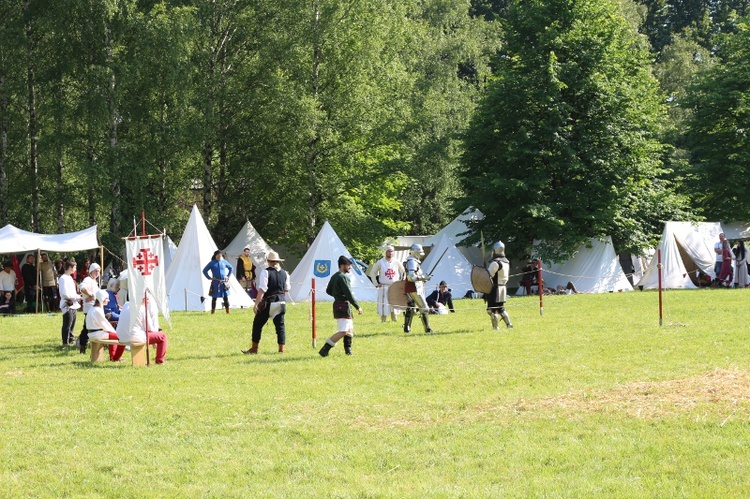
[319,255,363,357]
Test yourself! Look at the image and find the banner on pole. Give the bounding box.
[126,236,171,331]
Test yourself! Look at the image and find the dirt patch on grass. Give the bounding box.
[514,367,750,421]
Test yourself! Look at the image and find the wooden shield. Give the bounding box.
[471,266,493,294]
[387,280,409,308]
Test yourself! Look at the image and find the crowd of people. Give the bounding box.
[5,231,750,362]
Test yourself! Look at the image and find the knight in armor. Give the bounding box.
[486,241,513,330]
[369,245,405,323]
[403,243,432,333]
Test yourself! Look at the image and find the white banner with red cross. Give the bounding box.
[126,235,170,331]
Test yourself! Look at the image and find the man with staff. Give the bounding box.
[369,245,404,323]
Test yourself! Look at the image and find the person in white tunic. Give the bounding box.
[77,262,101,353]
[369,246,405,323]
[733,241,748,288]
[117,299,168,364]
[86,289,125,361]
[57,261,81,347]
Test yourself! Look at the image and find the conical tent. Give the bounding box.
[423,207,484,246]
[515,237,633,294]
[289,221,377,302]
[222,220,274,269]
[636,222,722,290]
[165,205,253,311]
[421,233,474,298]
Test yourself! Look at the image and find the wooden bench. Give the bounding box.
[89,339,148,366]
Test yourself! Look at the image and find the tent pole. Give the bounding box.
[657,248,663,326]
[537,261,544,316]
[311,278,317,348]
[35,249,41,314]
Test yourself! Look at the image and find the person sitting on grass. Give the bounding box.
[0,290,15,315]
[426,281,455,314]
[86,289,125,362]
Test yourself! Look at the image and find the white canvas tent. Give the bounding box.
[421,233,474,298]
[289,221,377,302]
[222,220,274,270]
[0,224,99,253]
[423,207,484,247]
[636,221,722,290]
[722,221,750,241]
[165,205,253,311]
[517,237,633,294]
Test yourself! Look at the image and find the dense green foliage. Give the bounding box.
[0,0,494,259]
[3,0,750,261]
[684,18,750,222]
[460,0,690,261]
[2,291,750,496]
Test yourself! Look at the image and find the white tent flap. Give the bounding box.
[0,224,99,253]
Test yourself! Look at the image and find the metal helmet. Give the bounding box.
[409,243,425,258]
[492,240,505,254]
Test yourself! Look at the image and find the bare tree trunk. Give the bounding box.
[105,21,120,238]
[203,142,213,221]
[86,143,96,226]
[305,0,323,245]
[56,159,64,232]
[25,2,40,232]
[0,73,8,226]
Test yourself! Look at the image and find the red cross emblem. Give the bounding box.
[133,248,159,276]
[385,268,396,280]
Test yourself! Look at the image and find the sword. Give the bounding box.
[480,231,486,268]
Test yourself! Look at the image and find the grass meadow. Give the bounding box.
[1,289,749,498]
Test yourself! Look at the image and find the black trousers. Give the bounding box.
[252,302,286,345]
[61,309,77,345]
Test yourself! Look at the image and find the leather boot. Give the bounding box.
[211,308,215,315]
[278,344,285,353]
[319,340,335,357]
[225,306,230,314]
[343,335,353,355]
[242,342,260,354]
[421,313,432,333]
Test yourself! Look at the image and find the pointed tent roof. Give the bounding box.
[423,207,484,247]
[421,233,474,298]
[636,221,722,290]
[223,220,274,268]
[289,221,377,302]
[516,237,633,294]
[165,205,253,311]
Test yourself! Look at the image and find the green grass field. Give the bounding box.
[1,289,749,498]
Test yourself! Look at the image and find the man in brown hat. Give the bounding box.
[242,251,290,354]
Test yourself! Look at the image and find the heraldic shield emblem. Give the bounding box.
[314,260,331,278]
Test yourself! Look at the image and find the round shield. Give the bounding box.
[471,266,493,294]
[387,280,409,308]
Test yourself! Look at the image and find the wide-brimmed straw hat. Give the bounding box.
[266,251,284,262]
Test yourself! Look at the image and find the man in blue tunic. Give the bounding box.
[202,250,234,314]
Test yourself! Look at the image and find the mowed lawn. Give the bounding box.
[1,289,749,497]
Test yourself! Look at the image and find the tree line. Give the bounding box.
[1,0,749,263]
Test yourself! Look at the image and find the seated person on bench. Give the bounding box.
[103,278,121,325]
[86,289,126,362]
[116,298,168,365]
